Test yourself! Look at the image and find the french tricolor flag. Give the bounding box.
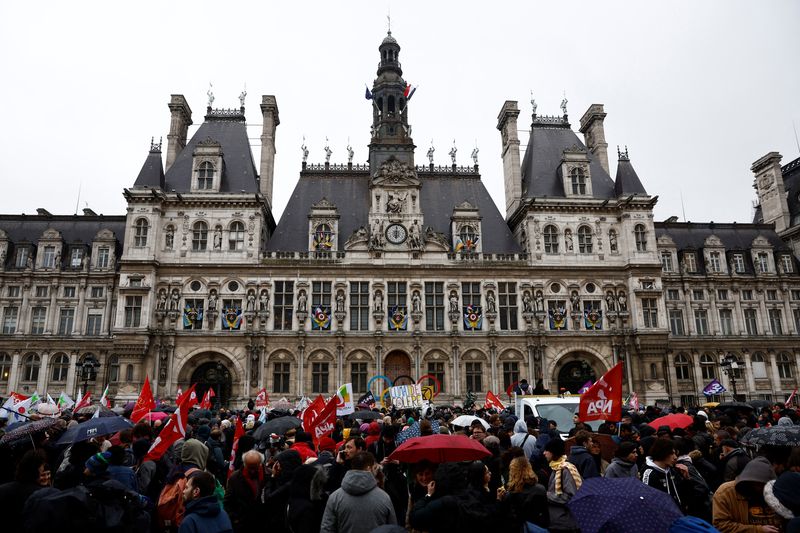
[403,83,417,100]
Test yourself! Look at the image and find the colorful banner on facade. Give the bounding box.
[453,234,479,253]
[389,384,425,409]
[583,308,602,330]
[183,305,204,329]
[312,227,333,250]
[221,306,242,330]
[463,305,483,330]
[549,306,568,330]
[312,306,331,330]
[388,306,408,330]
[703,379,727,396]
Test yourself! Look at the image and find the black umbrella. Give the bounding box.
[747,400,772,411]
[740,425,800,447]
[252,415,302,440]
[56,416,133,445]
[717,402,754,411]
[0,417,60,447]
[349,410,383,421]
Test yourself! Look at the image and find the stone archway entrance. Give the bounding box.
[556,357,599,394]
[384,351,412,383]
[191,361,233,408]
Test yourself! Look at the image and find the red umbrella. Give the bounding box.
[647,413,694,431]
[388,434,490,464]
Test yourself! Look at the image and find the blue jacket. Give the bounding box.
[567,446,599,479]
[179,495,233,533]
[107,465,138,493]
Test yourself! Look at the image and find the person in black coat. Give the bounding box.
[409,462,492,533]
[263,449,302,533]
[0,450,50,531]
[225,450,267,533]
[497,456,549,531]
[567,430,599,479]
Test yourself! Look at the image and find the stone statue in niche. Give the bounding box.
[169,289,180,311]
[386,192,406,214]
[246,290,256,312]
[297,290,307,312]
[570,290,581,313]
[522,291,533,313]
[609,230,618,252]
[565,229,573,252]
[605,291,615,311]
[411,290,421,313]
[165,226,174,249]
[408,220,422,249]
[336,291,345,313]
[208,290,218,310]
[157,289,167,310]
[449,292,459,313]
[486,291,497,314]
[259,289,270,311]
[213,227,222,250]
[374,289,383,312]
[535,291,544,312]
[617,290,627,311]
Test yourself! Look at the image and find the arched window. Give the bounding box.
[197,162,215,190]
[23,353,40,382]
[229,221,245,250]
[650,363,658,379]
[312,223,333,251]
[0,353,11,382]
[388,95,395,114]
[50,353,70,382]
[570,167,587,195]
[543,225,559,254]
[577,226,593,253]
[192,222,208,251]
[164,225,175,250]
[700,353,716,380]
[459,225,479,252]
[675,354,691,380]
[108,355,120,383]
[133,218,149,247]
[751,352,767,379]
[634,224,648,252]
[777,353,793,379]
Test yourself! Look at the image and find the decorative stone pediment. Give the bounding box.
[704,235,723,247]
[196,136,221,148]
[371,157,420,187]
[312,197,336,210]
[94,229,116,241]
[41,228,62,240]
[751,236,771,248]
[454,201,477,211]
[657,234,676,247]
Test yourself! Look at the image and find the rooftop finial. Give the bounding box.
[560,92,568,116]
[617,145,629,160]
[347,138,354,164]
[427,140,435,165]
[239,84,247,108]
[150,136,163,152]
[449,139,457,165]
[301,135,309,163]
[530,90,537,117]
[387,7,391,35]
[207,82,215,108]
[324,137,332,163]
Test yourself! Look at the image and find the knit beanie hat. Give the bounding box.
[544,438,566,458]
[615,441,638,459]
[85,451,112,476]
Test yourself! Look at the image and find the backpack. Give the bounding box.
[156,467,199,531]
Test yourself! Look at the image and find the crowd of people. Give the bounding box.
[1,396,799,533]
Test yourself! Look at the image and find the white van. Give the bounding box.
[514,394,604,438]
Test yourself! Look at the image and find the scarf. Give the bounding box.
[243,465,264,498]
[550,456,582,496]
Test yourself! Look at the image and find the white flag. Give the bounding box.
[335,383,355,416]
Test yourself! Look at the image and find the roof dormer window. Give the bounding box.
[197,162,215,190]
[571,167,587,195]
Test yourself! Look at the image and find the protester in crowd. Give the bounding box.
[107,444,138,492]
[0,450,51,530]
[225,449,267,533]
[764,471,800,533]
[409,462,492,531]
[567,430,599,479]
[290,430,318,463]
[604,441,639,479]
[712,456,783,533]
[719,438,751,483]
[675,436,713,522]
[497,455,549,531]
[510,417,537,459]
[263,448,302,533]
[406,461,436,529]
[180,470,233,533]
[287,462,330,533]
[642,438,687,510]
[205,429,227,483]
[543,438,582,533]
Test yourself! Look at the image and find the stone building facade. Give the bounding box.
[1,32,799,407]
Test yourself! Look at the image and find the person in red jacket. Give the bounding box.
[290,431,318,463]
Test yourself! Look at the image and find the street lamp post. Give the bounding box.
[75,355,101,398]
[720,353,739,400]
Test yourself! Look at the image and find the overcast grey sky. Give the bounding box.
[1,1,798,225]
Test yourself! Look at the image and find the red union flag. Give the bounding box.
[131,376,156,423]
[484,391,506,410]
[579,362,624,422]
[255,388,269,409]
[308,395,337,445]
[228,417,245,478]
[302,395,325,433]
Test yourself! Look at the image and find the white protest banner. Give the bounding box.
[389,384,425,409]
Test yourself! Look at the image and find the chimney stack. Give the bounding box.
[259,95,280,206]
[579,104,610,176]
[751,152,789,232]
[166,94,192,171]
[497,101,522,219]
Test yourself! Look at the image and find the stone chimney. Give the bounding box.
[579,104,610,176]
[751,152,788,232]
[497,100,522,219]
[259,95,280,206]
[166,94,192,171]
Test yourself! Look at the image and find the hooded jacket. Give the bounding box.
[180,494,233,533]
[642,457,682,509]
[321,469,396,533]
[567,445,599,479]
[712,457,782,533]
[509,420,537,459]
[604,457,639,479]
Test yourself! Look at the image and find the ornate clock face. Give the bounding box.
[385,223,407,244]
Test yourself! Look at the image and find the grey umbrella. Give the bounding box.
[252,415,302,441]
[0,417,60,447]
[740,425,800,447]
[349,410,383,421]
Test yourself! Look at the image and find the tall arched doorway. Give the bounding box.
[191,361,233,408]
[384,351,412,383]
[557,358,598,394]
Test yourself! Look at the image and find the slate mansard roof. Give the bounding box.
[266,168,522,254]
[520,121,617,199]
[0,214,126,245]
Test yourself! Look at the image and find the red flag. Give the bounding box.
[227,417,246,478]
[175,387,184,404]
[787,388,798,407]
[200,387,216,409]
[74,392,92,411]
[180,384,198,409]
[302,395,325,433]
[131,376,157,423]
[307,396,337,445]
[579,362,624,422]
[484,391,506,410]
[144,394,190,462]
[255,388,269,409]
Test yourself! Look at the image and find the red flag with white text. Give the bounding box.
[579,362,624,422]
[228,417,245,478]
[255,388,269,409]
[307,395,337,445]
[200,387,216,409]
[302,395,325,433]
[484,391,506,410]
[131,376,157,423]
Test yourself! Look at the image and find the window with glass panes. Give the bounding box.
[709,252,721,272]
[134,219,149,247]
[312,362,329,393]
[642,298,658,327]
[577,226,593,253]
[756,253,769,273]
[427,362,445,393]
[351,362,367,393]
[388,282,407,311]
[30,307,46,334]
[273,362,291,393]
[634,225,647,252]
[781,255,793,273]
[192,222,208,251]
[86,312,102,335]
[660,251,673,272]
[666,289,680,301]
[465,362,482,392]
[51,354,69,381]
[349,282,369,331]
[2,307,18,334]
[96,247,109,268]
[694,309,709,335]
[63,286,76,298]
[498,282,518,330]
[424,282,445,331]
[90,286,104,298]
[23,354,40,381]
[668,309,684,335]
[58,308,74,335]
[692,289,705,301]
[0,354,10,382]
[7,286,20,297]
[767,290,778,301]
[503,361,520,391]
[274,281,294,330]
[732,253,745,273]
[680,395,697,407]
[42,246,55,268]
[719,309,733,335]
[700,354,716,380]
[183,299,204,330]
[769,309,783,335]
[794,308,800,333]
[35,286,48,298]
[684,252,697,272]
[124,296,142,327]
[741,289,753,300]
[743,309,758,335]
[543,226,559,254]
[777,354,793,379]
[228,221,245,250]
[717,289,729,300]
[108,356,120,382]
[15,247,29,268]
[311,281,331,330]
[70,248,83,268]
[675,354,691,380]
[751,353,768,379]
